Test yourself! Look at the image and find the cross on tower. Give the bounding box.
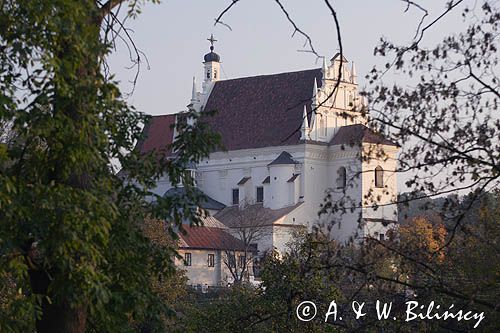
[207,34,217,51]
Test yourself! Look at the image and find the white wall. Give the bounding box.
[360,144,399,224]
[176,249,222,286]
[269,164,295,209]
[177,248,252,286]
[197,146,305,209]
[158,140,398,248]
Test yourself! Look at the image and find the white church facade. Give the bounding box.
[137,36,399,256]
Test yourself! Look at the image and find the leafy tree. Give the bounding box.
[257,234,342,332]
[132,217,189,332]
[180,231,343,333]
[399,216,447,263]
[0,1,218,332]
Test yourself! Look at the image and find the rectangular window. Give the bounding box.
[256,186,264,203]
[207,254,214,267]
[379,234,385,241]
[238,255,246,268]
[232,188,239,205]
[184,253,192,266]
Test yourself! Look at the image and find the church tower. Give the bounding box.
[202,34,221,93]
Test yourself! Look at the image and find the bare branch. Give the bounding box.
[273,0,320,58]
[98,0,126,23]
[214,0,241,30]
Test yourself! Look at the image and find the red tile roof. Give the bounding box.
[330,124,398,147]
[202,68,322,151]
[136,114,176,155]
[178,225,246,251]
[135,71,398,155]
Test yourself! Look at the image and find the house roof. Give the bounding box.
[268,151,297,166]
[199,215,228,229]
[136,114,176,156]
[330,124,398,147]
[134,71,397,156]
[178,225,246,251]
[201,68,323,151]
[215,202,303,228]
[163,187,226,211]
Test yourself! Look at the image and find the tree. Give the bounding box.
[0,1,219,332]
[219,201,270,284]
[135,217,189,332]
[399,216,447,263]
[357,0,500,313]
[367,0,500,231]
[182,231,344,333]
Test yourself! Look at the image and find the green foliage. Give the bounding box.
[258,235,341,331]
[179,212,499,332]
[177,233,342,333]
[0,1,219,332]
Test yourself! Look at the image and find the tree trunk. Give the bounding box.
[36,300,87,333]
[29,267,87,333]
[29,5,106,332]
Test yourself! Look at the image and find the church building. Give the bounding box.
[137,36,399,256]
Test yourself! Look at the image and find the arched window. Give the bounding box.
[375,166,384,188]
[206,69,211,79]
[337,167,346,189]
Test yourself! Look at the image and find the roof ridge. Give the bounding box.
[148,113,179,118]
[216,67,321,83]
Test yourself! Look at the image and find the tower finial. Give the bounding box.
[191,76,198,102]
[300,105,310,140]
[322,56,328,78]
[312,77,318,106]
[351,61,357,84]
[207,34,217,51]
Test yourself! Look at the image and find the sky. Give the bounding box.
[108,0,465,115]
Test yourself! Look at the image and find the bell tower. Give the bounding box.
[202,34,221,93]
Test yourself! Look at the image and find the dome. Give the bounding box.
[204,49,220,62]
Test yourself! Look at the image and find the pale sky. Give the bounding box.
[108,0,464,115]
